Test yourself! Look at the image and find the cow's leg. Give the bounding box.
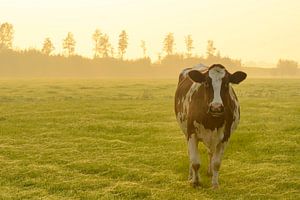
[211,142,226,189]
[207,150,213,176]
[188,164,193,181]
[187,134,200,187]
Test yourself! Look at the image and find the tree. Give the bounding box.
[62,32,76,57]
[163,33,175,56]
[41,38,55,55]
[100,34,111,58]
[184,35,193,58]
[92,29,102,58]
[92,30,112,58]
[118,30,128,59]
[140,40,147,58]
[0,22,14,50]
[206,40,216,57]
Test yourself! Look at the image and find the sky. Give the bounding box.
[1,0,300,66]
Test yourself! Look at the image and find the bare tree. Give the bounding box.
[42,38,55,55]
[206,40,216,57]
[62,32,76,57]
[92,29,112,58]
[100,34,111,58]
[92,29,102,58]
[163,33,175,56]
[0,22,14,50]
[118,30,128,59]
[184,35,193,58]
[140,40,147,58]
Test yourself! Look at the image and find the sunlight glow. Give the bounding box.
[1,0,300,65]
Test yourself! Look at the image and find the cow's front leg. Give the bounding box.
[188,134,200,187]
[211,142,226,189]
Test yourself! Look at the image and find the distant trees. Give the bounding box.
[41,38,55,55]
[206,40,216,57]
[163,33,175,56]
[0,22,14,50]
[92,29,112,58]
[62,32,76,57]
[3,21,300,78]
[118,30,128,59]
[277,59,298,75]
[140,40,147,58]
[184,35,193,58]
[277,59,298,69]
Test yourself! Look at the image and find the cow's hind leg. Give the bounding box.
[207,151,213,176]
[188,134,201,187]
[211,142,226,189]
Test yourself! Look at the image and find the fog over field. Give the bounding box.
[0,79,299,199]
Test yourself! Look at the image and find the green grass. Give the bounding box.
[0,78,299,199]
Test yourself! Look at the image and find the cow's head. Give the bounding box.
[188,64,247,117]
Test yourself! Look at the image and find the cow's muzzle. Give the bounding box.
[208,102,224,117]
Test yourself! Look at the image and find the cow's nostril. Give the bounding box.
[209,104,224,113]
[210,106,216,112]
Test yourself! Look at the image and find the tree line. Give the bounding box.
[1,22,237,61]
[38,30,221,60]
[0,21,299,77]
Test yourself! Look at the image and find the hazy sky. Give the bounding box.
[1,0,300,65]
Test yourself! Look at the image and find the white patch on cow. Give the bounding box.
[181,68,191,78]
[193,121,225,152]
[187,83,201,103]
[176,112,187,136]
[229,86,240,132]
[188,134,200,183]
[181,63,208,78]
[193,63,208,72]
[188,134,200,164]
[211,142,226,187]
[208,67,226,105]
[176,82,201,138]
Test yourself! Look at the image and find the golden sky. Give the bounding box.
[1,0,300,65]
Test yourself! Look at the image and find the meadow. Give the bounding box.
[0,78,299,199]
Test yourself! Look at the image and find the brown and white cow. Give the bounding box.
[175,64,247,188]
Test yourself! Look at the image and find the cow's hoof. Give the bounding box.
[207,171,212,177]
[212,184,219,190]
[190,181,201,188]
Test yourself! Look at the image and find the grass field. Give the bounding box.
[0,78,299,199]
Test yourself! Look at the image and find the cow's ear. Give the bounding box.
[188,70,206,83]
[230,71,247,84]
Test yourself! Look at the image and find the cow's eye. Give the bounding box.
[204,82,209,88]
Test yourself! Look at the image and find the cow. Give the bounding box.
[175,64,247,189]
